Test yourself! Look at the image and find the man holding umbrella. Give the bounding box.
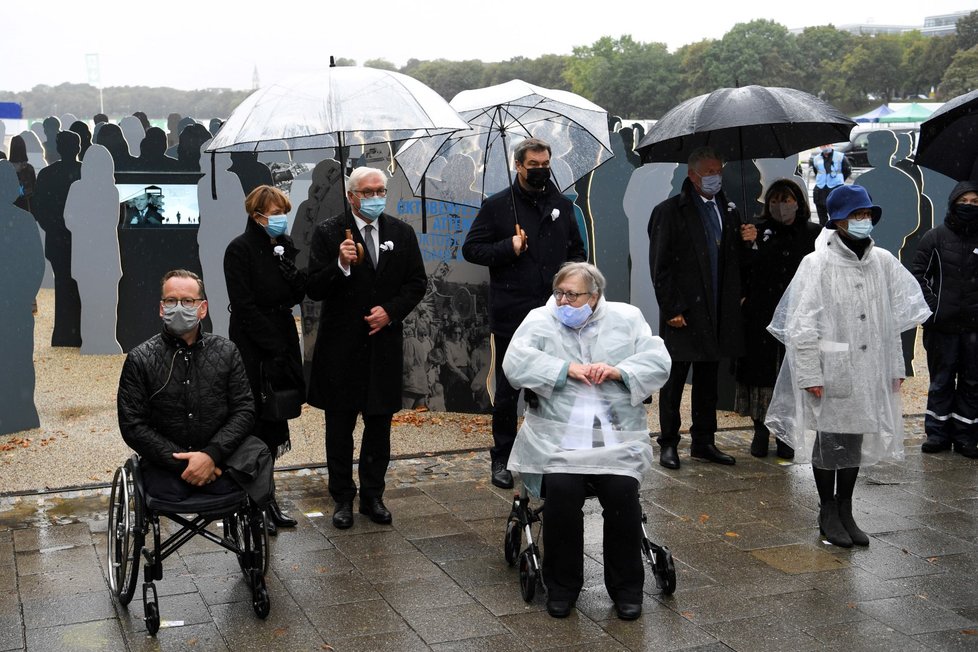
[462,137,586,488]
[648,146,755,469]
[306,167,427,529]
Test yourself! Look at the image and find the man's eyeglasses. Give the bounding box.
[352,189,388,198]
[162,298,204,309]
[553,290,591,302]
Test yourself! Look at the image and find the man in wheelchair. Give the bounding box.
[117,269,269,501]
[112,269,274,633]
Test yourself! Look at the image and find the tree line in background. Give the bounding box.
[3,14,977,123]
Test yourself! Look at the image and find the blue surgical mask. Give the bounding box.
[358,197,386,220]
[262,214,288,238]
[556,303,593,329]
[846,219,874,239]
[699,174,722,196]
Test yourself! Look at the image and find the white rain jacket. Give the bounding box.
[503,295,671,496]
[765,231,931,468]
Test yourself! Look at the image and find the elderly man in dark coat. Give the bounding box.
[461,137,587,489]
[306,167,427,529]
[648,146,754,469]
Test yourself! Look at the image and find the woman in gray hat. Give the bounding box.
[765,185,931,548]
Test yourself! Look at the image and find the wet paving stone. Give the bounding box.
[751,543,850,574]
[3,431,978,650]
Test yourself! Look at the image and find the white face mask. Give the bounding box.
[769,202,797,224]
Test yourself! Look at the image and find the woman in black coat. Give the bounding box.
[224,185,306,533]
[735,178,820,458]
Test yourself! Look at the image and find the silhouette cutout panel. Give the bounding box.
[197,145,245,338]
[0,161,45,433]
[32,130,83,346]
[64,144,123,354]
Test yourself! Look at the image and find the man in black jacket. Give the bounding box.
[306,167,427,529]
[648,146,755,469]
[462,138,587,488]
[910,181,978,458]
[118,269,262,501]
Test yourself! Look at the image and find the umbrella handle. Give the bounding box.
[345,229,365,265]
[514,223,527,253]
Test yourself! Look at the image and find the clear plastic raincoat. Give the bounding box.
[503,296,671,496]
[765,231,931,468]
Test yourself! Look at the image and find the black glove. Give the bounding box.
[277,254,300,281]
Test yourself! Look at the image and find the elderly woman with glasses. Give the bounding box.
[503,262,671,621]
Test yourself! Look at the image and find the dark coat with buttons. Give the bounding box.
[737,217,820,387]
[461,180,586,338]
[118,330,255,472]
[648,178,746,361]
[224,218,306,450]
[305,210,427,414]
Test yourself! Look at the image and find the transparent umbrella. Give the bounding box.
[395,79,614,210]
[206,62,468,159]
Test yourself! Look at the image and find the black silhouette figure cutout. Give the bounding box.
[32,131,83,346]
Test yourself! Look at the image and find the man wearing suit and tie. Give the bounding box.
[306,167,427,529]
[648,146,755,470]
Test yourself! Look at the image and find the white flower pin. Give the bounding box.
[380,240,394,252]
[273,245,285,257]
[550,208,560,221]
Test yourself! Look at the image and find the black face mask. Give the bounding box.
[523,167,550,190]
[954,204,978,221]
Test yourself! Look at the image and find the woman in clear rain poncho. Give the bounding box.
[765,185,930,548]
[503,262,671,621]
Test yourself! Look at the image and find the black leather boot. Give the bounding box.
[775,438,795,459]
[268,497,298,528]
[836,497,869,546]
[750,420,769,458]
[818,498,852,548]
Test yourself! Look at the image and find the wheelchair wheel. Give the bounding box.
[504,517,521,566]
[144,601,160,635]
[645,541,677,596]
[107,465,143,605]
[518,549,537,602]
[252,574,270,619]
[224,506,269,586]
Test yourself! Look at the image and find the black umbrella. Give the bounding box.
[636,86,855,217]
[914,89,978,181]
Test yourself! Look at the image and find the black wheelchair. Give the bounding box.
[504,481,677,601]
[106,455,270,634]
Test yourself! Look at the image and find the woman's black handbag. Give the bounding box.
[259,362,303,421]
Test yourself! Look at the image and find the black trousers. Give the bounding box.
[325,411,392,502]
[490,334,520,464]
[657,359,718,450]
[542,473,644,604]
[923,329,978,446]
[141,463,239,503]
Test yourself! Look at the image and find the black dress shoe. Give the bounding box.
[546,599,574,618]
[359,497,393,524]
[922,437,952,453]
[659,445,680,469]
[264,515,277,536]
[690,444,736,465]
[491,461,514,488]
[614,602,642,620]
[268,498,298,528]
[332,500,354,529]
[954,442,978,459]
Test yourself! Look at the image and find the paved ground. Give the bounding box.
[2,417,977,651]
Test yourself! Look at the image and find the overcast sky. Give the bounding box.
[1,1,970,93]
